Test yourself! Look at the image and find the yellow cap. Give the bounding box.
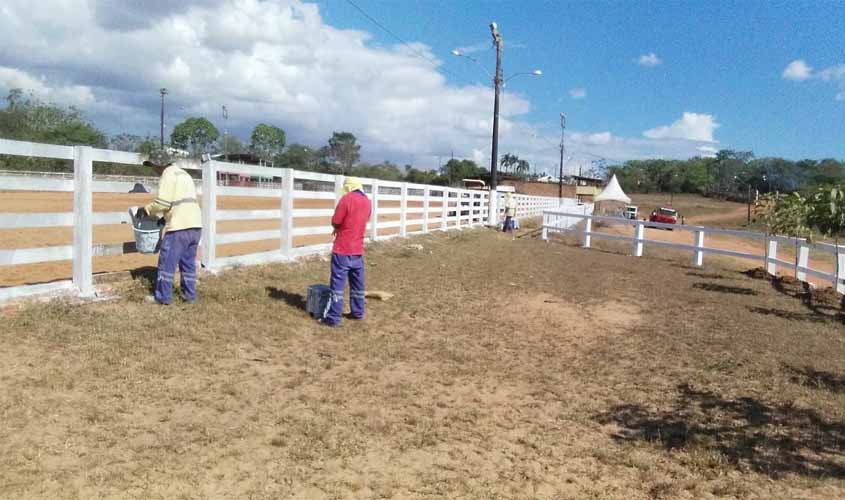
[343,176,364,194]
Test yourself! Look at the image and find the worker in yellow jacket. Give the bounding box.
[137,150,203,305]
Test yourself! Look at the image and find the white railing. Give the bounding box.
[542,211,845,294]
[0,138,567,303]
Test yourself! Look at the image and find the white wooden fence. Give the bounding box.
[0,138,566,303]
[542,211,845,294]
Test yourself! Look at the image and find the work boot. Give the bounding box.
[144,295,169,305]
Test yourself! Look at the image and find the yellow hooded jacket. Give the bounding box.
[144,165,203,232]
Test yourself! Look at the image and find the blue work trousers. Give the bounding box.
[326,253,365,325]
[155,228,201,304]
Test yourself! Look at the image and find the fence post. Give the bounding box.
[369,179,379,241]
[541,212,548,241]
[633,221,645,257]
[835,246,845,294]
[422,186,429,233]
[441,189,448,231]
[400,183,408,237]
[454,191,461,230]
[796,241,809,281]
[693,229,705,267]
[280,168,294,257]
[765,237,778,275]
[334,175,344,207]
[72,146,94,297]
[201,160,218,270]
[583,217,592,248]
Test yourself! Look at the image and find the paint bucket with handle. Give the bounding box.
[129,207,162,254]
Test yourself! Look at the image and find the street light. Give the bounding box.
[159,88,168,149]
[451,24,541,226]
[504,70,543,84]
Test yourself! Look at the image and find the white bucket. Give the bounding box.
[133,227,161,254]
[129,207,162,254]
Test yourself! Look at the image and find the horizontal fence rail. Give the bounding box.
[0,138,575,303]
[542,211,845,295]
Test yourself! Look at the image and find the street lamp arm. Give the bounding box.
[451,49,494,80]
[503,70,542,83]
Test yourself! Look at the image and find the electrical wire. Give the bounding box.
[344,0,460,79]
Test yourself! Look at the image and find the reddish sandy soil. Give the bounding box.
[596,205,838,287]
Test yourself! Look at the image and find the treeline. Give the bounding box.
[0,88,496,185]
[609,150,845,200]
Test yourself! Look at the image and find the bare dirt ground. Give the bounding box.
[0,192,448,287]
[1,227,843,499]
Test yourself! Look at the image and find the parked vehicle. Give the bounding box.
[649,207,679,227]
[624,205,638,220]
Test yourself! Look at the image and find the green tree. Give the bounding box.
[405,166,442,185]
[325,131,361,173]
[515,159,530,178]
[440,158,483,186]
[0,88,106,147]
[500,153,518,174]
[217,135,244,156]
[275,144,317,170]
[352,161,403,181]
[170,117,219,157]
[250,123,286,163]
[806,186,845,308]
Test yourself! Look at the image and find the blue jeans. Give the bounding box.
[155,228,201,304]
[325,253,365,325]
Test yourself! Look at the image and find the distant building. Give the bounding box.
[209,152,279,188]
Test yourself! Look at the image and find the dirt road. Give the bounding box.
[599,208,839,288]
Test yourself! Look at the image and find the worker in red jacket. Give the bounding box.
[323,177,372,326]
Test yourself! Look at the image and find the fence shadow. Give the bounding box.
[595,383,845,479]
[686,271,731,280]
[692,282,758,295]
[770,277,843,320]
[130,266,158,293]
[783,365,845,394]
[748,306,828,323]
[266,286,306,311]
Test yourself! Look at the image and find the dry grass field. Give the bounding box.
[1,224,843,499]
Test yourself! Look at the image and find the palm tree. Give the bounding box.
[516,159,530,178]
[500,153,518,174]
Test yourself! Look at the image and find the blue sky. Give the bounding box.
[319,0,844,161]
[1,0,842,173]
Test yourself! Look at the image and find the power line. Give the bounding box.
[344,0,460,79]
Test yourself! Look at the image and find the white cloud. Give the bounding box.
[0,0,717,169]
[0,66,95,106]
[782,60,813,81]
[568,87,586,99]
[571,131,612,145]
[782,60,845,100]
[643,112,720,142]
[637,53,662,67]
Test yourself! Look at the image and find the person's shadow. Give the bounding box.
[266,287,307,311]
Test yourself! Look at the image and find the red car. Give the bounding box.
[649,207,679,226]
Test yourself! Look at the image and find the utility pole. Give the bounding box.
[222,105,229,159]
[488,22,503,226]
[159,88,168,149]
[558,113,566,201]
[747,183,752,225]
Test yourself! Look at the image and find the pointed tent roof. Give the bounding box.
[594,174,631,204]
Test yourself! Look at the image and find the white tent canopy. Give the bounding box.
[594,174,631,204]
